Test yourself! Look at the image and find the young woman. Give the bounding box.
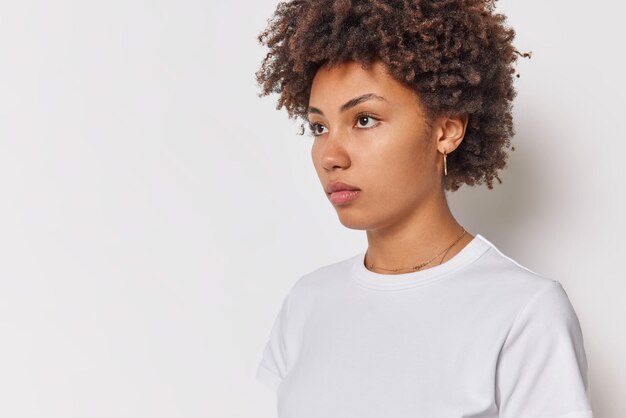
[254,1,593,417]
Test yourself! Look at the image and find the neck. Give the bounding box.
[364,191,474,274]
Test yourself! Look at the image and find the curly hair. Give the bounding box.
[255,0,531,191]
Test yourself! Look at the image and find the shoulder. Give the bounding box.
[472,235,575,317]
[289,253,358,294]
[279,253,359,316]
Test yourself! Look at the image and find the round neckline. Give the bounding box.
[351,233,492,291]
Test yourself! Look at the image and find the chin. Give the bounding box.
[334,209,373,231]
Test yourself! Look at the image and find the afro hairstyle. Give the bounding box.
[255,0,531,191]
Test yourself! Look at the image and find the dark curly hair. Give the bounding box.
[255,0,531,191]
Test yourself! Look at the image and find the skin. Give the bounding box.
[308,60,474,274]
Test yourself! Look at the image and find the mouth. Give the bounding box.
[328,189,361,205]
[326,180,361,194]
[326,181,361,205]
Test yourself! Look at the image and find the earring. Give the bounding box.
[443,150,447,176]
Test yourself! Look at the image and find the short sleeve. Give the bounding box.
[496,280,594,418]
[255,294,290,392]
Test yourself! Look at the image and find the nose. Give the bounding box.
[320,132,351,172]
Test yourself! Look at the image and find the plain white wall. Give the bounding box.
[0,0,623,417]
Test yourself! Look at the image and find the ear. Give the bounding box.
[436,113,469,154]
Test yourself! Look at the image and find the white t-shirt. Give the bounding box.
[255,233,593,418]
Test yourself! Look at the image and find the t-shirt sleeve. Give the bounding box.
[496,280,594,418]
[255,293,290,392]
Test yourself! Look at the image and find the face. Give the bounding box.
[308,60,465,231]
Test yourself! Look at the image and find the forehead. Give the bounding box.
[308,60,420,111]
[310,61,390,94]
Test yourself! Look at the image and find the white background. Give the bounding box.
[0,0,623,417]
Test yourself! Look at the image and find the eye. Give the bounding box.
[307,112,381,137]
[355,113,380,129]
[308,122,328,137]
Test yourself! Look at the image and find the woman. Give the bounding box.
[254,1,593,417]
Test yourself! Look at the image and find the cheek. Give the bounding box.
[368,158,426,202]
[358,136,434,206]
[369,132,431,180]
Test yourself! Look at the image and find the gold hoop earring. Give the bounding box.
[443,150,447,176]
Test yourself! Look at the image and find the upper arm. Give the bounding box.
[495,280,593,418]
[255,293,290,392]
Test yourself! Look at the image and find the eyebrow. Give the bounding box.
[307,93,387,116]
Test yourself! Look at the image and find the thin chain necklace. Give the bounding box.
[364,227,467,273]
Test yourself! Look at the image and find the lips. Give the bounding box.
[326,181,361,194]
